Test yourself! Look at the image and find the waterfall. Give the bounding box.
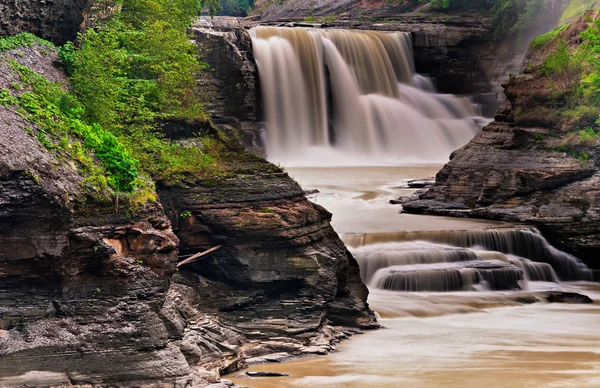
[352,240,565,292]
[342,229,592,281]
[250,27,484,166]
[371,262,524,292]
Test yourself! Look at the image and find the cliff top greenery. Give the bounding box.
[0,0,233,207]
[509,12,600,148]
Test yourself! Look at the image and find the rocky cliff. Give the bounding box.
[0,30,375,388]
[404,16,600,271]
[0,0,90,44]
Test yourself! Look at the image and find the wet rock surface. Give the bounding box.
[545,292,594,304]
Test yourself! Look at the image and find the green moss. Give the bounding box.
[531,25,569,49]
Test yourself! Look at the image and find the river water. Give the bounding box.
[229,166,600,388]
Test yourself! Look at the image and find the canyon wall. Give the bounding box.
[0,24,375,388]
[404,17,600,272]
[0,0,90,44]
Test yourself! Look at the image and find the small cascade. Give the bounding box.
[344,228,592,281]
[354,242,479,285]
[371,262,524,292]
[508,256,560,283]
[250,27,484,164]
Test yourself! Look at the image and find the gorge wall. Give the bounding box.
[0,0,90,44]
[404,16,600,272]
[194,11,510,143]
[0,21,375,388]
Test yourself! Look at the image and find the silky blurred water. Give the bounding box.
[228,166,600,388]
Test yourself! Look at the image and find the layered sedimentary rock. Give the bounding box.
[158,149,376,339]
[0,0,90,44]
[0,50,186,386]
[192,17,260,141]
[0,36,375,387]
[404,20,600,270]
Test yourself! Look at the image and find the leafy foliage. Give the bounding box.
[0,32,53,52]
[0,55,140,193]
[65,3,209,135]
[0,0,228,198]
[57,0,227,187]
[526,16,600,128]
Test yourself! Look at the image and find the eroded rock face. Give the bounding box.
[0,143,187,385]
[403,23,600,270]
[1,43,376,387]
[192,18,259,134]
[158,151,376,344]
[0,0,90,44]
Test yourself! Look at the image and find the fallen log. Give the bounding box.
[177,245,222,268]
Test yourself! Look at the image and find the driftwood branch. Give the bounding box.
[177,245,222,268]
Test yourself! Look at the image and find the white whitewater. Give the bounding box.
[250,27,484,166]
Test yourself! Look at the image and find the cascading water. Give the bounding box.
[344,228,592,281]
[351,239,572,293]
[250,27,485,165]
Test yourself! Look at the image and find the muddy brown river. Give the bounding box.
[228,166,600,388]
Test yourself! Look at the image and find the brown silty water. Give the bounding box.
[226,167,599,388]
[241,23,598,388]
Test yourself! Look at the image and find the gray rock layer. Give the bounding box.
[404,93,600,269]
[0,0,90,44]
[0,41,375,387]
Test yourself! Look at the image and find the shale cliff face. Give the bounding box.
[404,18,600,270]
[0,0,90,44]
[0,29,375,388]
[0,45,186,387]
[159,152,373,337]
[192,17,263,150]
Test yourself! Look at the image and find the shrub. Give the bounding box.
[531,24,569,48]
[7,60,140,192]
[540,39,571,76]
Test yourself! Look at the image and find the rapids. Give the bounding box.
[228,166,600,388]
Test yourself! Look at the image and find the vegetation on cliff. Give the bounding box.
[0,0,234,206]
[515,13,600,135]
[217,0,255,16]
[419,0,572,40]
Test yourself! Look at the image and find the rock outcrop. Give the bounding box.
[192,17,262,149]
[0,33,375,387]
[404,19,600,271]
[158,150,375,340]
[0,47,186,387]
[0,0,90,44]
